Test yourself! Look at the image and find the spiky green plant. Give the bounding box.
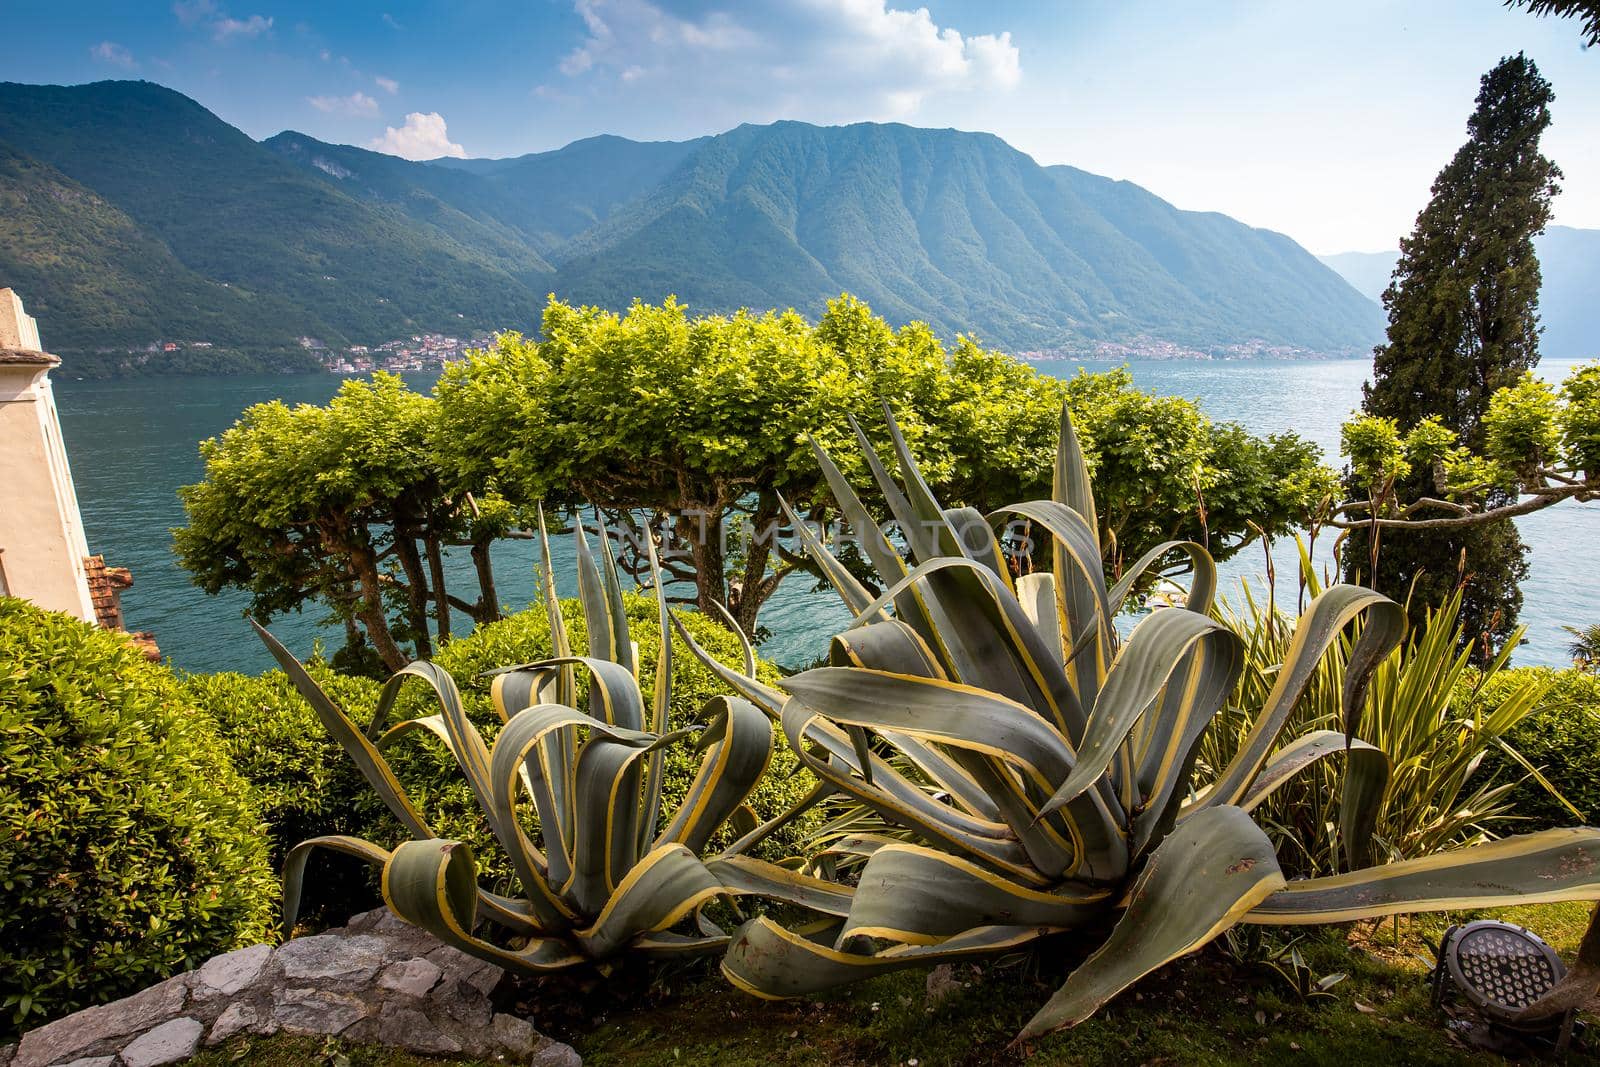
[690,406,1600,1044]
[1207,549,1575,875]
[1567,624,1600,673]
[257,511,836,971]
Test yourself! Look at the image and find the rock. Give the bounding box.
[118,1018,203,1067]
[196,944,273,999]
[377,958,442,999]
[0,1041,14,1067]
[204,1003,273,1047]
[276,934,389,982]
[12,974,191,1067]
[270,988,370,1036]
[490,1015,538,1057]
[425,946,504,996]
[55,1058,115,1067]
[375,1004,463,1056]
[530,1041,583,1067]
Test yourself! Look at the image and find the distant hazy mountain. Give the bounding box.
[1319,227,1599,360]
[0,79,1384,369]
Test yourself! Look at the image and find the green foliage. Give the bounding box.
[1341,415,1410,492]
[183,665,378,864]
[1567,624,1600,672]
[1402,416,1456,469]
[1350,53,1561,647]
[1561,362,1600,476]
[1482,371,1561,474]
[0,598,276,1037]
[1474,667,1600,829]
[1209,557,1563,876]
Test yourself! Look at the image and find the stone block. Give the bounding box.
[196,944,273,999]
[377,958,442,999]
[375,1005,463,1056]
[276,934,388,983]
[13,974,190,1067]
[270,989,370,1037]
[118,1019,202,1067]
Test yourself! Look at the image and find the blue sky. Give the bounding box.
[8,0,1598,253]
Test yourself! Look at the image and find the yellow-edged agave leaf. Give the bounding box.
[1040,608,1240,819]
[707,854,855,916]
[838,843,1111,944]
[778,493,880,618]
[574,844,728,958]
[669,611,787,717]
[1015,805,1285,1043]
[253,619,431,838]
[281,835,394,938]
[1236,730,1390,871]
[848,411,944,562]
[658,696,774,854]
[804,435,908,588]
[1106,539,1217,617]
[1243,828,1600,923]
[723,917,1056,1000]
[382,839,586,972]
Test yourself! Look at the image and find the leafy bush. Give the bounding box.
[0,598,276,1036]
[1473,667,1600,830]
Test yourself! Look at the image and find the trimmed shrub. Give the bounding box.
[0,598,276,1037]
[1473,667,1600,830]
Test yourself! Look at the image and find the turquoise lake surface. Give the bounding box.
[50,358,1597,675]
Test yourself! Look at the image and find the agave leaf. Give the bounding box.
[1016,573,1063,664]
[944,505,1013,586]
[1106,539,1218,617]
[782,668,1124,882]
[722,917,1056,1000]
[282,835,394,939]
[566,733,650,913]
[805,436,908,588]
[535,505,577,707]
[382,839,586,971]
[592,511,635,677]
[721,780,837,858]
[838,843,1111,944]
[781,702,1043,884]
[707,854,856,916]
[1243,828,1600,923]
[639,527,674,854]
[1039,609,1240,818]
[1015,805,1285,1042]
[573,844,727,958]
[1200,585,1406,809]
[253,620,431,839]
[778,493,880,618]
[849,411,943,561]
[657,696,774,854]
[669,612,787,718]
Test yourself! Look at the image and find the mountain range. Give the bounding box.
[1,79,1390,371]
[1319,228,1600,361]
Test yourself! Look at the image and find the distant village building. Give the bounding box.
[0,288,157,658]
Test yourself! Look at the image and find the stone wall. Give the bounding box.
[0,909,578,1067]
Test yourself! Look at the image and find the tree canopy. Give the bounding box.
[1346,53,1564,650]
[178,294,1333,659]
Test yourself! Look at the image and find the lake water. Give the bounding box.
[49,358,1597,675]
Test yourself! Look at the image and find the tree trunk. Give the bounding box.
[392,529,433,659]
[732,491,781,636]
[424,531,452,642]
[471,537,501,623]
[350,540,407,672]
[681,503,727,623]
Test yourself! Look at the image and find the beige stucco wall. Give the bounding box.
[0,290,96,619]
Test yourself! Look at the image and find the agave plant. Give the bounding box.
[256,511,837,971]
[689,406,1600,1044]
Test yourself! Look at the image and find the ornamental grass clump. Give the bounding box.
[689,406,1600,1044]
[258,512,838,971]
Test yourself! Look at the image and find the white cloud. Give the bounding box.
[374,75,400,94]
[308,91,381,117]
[172,1,273,42]
[552,0,1020,124]
[90,41,137,69]
[368,112,467,160]
[213,14,272,40]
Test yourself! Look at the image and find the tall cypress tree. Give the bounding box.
[1348,53,1561,650]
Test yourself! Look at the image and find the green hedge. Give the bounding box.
[0,598,276,1037]
[1472,667,1600,830]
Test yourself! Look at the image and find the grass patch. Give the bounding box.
[212,903,1600,1066]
